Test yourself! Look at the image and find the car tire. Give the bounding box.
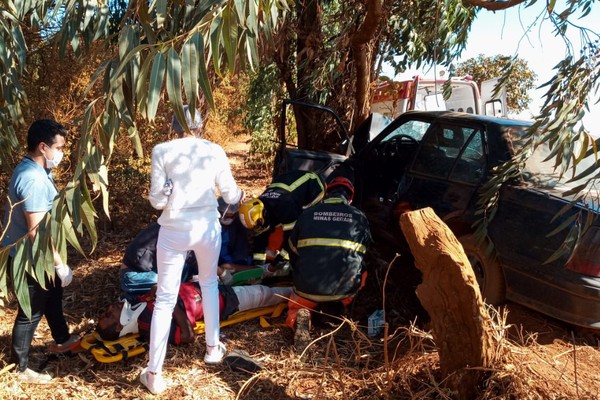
[458,234,505,305]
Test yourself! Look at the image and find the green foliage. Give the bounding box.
[244,63,286,172]
[455,54,537,113]
[274,0,477,143]
[472,1,600,261]
[0,0,293,317]
[382,0,476,73]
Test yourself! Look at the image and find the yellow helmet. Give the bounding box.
[239,198,266,231]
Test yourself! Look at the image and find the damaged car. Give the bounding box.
[274,100,600,330]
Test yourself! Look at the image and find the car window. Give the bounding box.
[521,139,598,194]
[449,128,485,184]
[411,123,485,183]
[380,120,430,143]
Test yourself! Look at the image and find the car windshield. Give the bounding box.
[380,119,430,143]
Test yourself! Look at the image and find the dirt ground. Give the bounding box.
[0,134,599,399]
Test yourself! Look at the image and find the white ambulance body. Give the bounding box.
[371,76,507,119]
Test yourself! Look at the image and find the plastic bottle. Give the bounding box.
[163,179,173,196]
[368,309,384,337]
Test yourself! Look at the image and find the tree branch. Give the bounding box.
[354,0,384,45]
[462,0,528,11]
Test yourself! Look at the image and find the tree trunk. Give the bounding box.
[295,0,324,151]
[351,0,384,131]
[399,207,496,400]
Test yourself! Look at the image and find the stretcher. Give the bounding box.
[80,332,147,363]
[193,302,287,333]
[82,302,288,363]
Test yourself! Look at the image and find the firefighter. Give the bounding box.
[284,175,372,352]
[238,170,326,270]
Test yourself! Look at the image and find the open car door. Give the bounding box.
[273,100,352,179]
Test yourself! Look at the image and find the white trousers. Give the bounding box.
[148,220,221,373]
[233,285,293,312]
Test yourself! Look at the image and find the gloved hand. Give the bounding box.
[260,261,291,278]
[271,253,288,270]
[260,263,275,278]
[219,269,233,286]
[270,261,291,277]
[55,264,73,287]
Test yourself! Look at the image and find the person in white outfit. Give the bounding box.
[140,106,244,395]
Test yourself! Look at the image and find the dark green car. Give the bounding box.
[275,101,600,330]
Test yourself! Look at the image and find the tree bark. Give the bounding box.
[351,0,385,131]
[274,20,297,100]
[463,0,527,11]
[295,0,324,151]
[399,207,496,400]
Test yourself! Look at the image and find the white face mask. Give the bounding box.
[43,148,63,169]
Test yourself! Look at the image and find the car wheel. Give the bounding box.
[458,234,505,305]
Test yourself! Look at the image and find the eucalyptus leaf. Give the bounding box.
[166,47,185,130]
[148,51,166,121]
[12,241,32,318]
[0,248,9,299]
[546,212,579,237]
[182,38,199,113]
[156,0,167,29]
[192,32,214,109]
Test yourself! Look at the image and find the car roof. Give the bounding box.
[401,110,533,129]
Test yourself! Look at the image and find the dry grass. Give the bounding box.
[1,236,600,399]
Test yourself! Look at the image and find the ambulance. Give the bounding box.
[371,75,507,118]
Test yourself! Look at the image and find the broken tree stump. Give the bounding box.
[399,207,497,399]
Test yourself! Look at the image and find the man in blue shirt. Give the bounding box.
[2,119,80,384]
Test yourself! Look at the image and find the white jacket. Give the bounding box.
[149,136,242,230]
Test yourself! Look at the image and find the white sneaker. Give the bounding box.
[139,368,167,395]
[204,343,227,365]
[16,368,52,384]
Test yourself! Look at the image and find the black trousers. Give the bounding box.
[10,259,70,371]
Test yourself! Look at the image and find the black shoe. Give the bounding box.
[223,349,264,373]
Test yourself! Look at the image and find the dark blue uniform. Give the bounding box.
[252,171,325,263]
[288,196,371,300]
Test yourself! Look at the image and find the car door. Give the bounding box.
[400,120,487,223]
[272,100,350,179]
[354,117,430,207]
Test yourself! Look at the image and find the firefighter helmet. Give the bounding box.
[326,176,354,203]
[239,198,266,230]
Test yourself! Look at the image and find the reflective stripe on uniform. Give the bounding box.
[269,172,322,192]
[268,172,325,209]
[253,253,267,262]
[282,222,296,231]
[304,190,325,209]
[279,248,290,259]
[297,238,367,253]
[323,197,347,205]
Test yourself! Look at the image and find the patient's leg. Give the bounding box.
[233,286,293,311]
